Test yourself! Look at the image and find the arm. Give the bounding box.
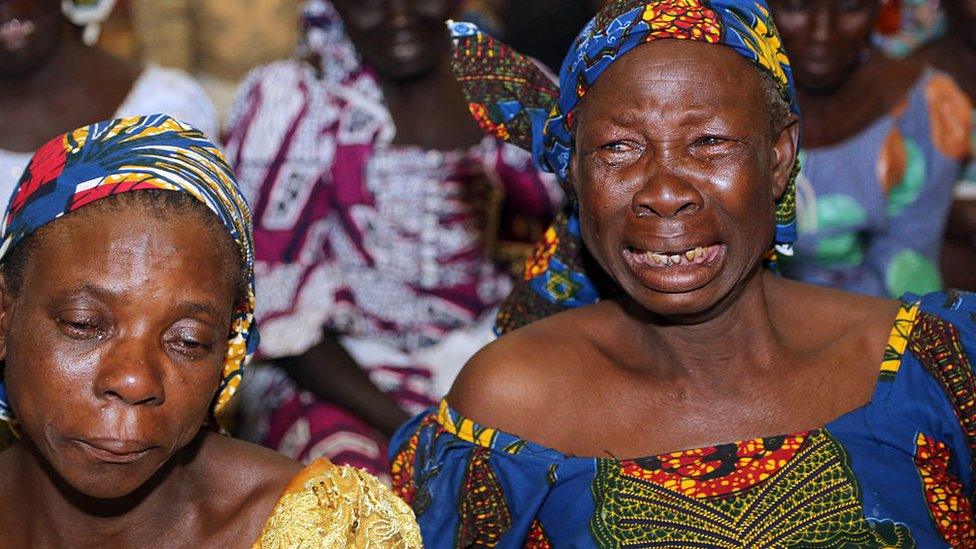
[276,331,410,438]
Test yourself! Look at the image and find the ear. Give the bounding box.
[771,113,800,201]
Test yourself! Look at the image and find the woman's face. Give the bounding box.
[0,206,238,499]
[769,0,881,92]
[0,0,61,77]
[571,40,797,320]
[330,0,455,80]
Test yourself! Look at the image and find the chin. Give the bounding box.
[375,56,440,82]
[42,446,169,501]
[626,284,733,322]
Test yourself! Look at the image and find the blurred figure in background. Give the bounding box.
[875,0,946,58]
[771,0,971,297]
[501,0,602,71]
[0,0,218,202]
[224,0,560,477]
[913,0,976,289]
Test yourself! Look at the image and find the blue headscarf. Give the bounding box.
[448,0,800,333]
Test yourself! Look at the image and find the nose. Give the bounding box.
[632,158,704,220]
[810,6,832,43]
[94,336,165,407]
[387,0,411,27]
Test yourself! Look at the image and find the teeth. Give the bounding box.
[649,252,668,265]
[640,246,710,266]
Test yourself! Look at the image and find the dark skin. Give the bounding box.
[0,0,140,154]
[769,0,923,148]
[914,0,976,290]
[449,41,899,458]
[287,0,487,438]
[0,206,299,547]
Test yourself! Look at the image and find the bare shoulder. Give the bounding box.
[448,304,611,435]
[770,276,902,348]
[193,433,300,541]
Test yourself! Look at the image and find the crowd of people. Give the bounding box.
[0,0,974,547]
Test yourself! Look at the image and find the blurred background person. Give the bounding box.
[770,0,972,297]
[912,0,976,289]
[0,0,217,202]
[501,0,602,71]
[875,0,946,58]
[224,0,561,477]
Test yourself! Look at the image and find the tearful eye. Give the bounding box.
[165,327,217,360]
[593,141,642,168]
[602,141,634,153]
[694,135,728,147]
[57,316,106,340]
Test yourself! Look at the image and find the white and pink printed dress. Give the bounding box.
[223,41,560,475]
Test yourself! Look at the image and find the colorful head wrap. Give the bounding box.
[0,114,257,427]
[448,0,800,334]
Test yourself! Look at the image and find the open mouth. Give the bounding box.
[624,243,724,268]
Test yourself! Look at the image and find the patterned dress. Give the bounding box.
[780,70,972,297]
[224,56,559,475]
[391,291,976,547]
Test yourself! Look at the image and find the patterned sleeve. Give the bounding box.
[865,72,972,297]
[389,402,568,548]
[900,291,976,494]
[255,459,423,548]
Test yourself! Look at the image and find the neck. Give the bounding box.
[10,432,203,546]
[377,52,455,105]
[794,51,873,115]
[624,268,793,384]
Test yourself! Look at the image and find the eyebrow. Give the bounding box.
[58,285,226,324]
[173,301,227,324]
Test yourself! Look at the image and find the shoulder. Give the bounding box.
[900,67,972,160]
[448,303,613,433]
[255,459,422,548]
[192,433,300,542]
[907,290,976,333]
[769,276,902,350]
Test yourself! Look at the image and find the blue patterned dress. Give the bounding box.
[391,292,976,547]
[780,70,972,297]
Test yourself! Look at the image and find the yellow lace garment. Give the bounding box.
[254,459,422,548]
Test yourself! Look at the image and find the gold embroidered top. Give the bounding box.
[254,459,422,548]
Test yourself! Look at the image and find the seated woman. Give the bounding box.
[768,0,972,297]
[0,115,420,547]
[391,1,976,547]
[0,0,218,201]
[224,0,559,476]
